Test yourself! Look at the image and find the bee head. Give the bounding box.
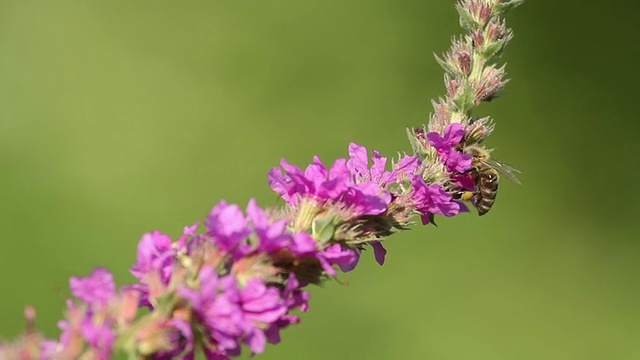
[463,145,490,161]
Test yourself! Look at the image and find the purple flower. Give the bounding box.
[58,298,115,360]
[287,232,318,256]
[206,201,252,253]
[130,231,176,285]
[177,222,200,248]
[246,199,289,253]
[427,123,465,152]
[238,278,287,354]
[411,176,468,224]
[342,181,391,216]
[281,274,310,313]
[445,150,473,173]
[347,143,420,186]
[333,241,387,272]
[69,268,115,305]
[268,157,349,205]
[59,268,116,359]
[318,244,360,275]
[427,123,472,173]
[80,316,115,360]
[179,267,244,355]
[265,274,309,346]
[269,145,397,216]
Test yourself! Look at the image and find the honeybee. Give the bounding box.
[456,144,521,216]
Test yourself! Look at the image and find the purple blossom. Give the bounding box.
[334,241,387,272]
[318,243,360,275]
[79,316,115,360]
[342,181,391,216]
[346,143,420,186]
[287,232,318,256]
[268,147,394,216]
[246,199,289,253]
[206,201,252,253]
[281,274,310,313]
[179,267,244,355]
[411,176,468,224]
[427,123,472,173]
[58,299,115,360]
[178,222,200,248]
[130,231,176,285]
[238,278,287,354]
[427,122,465,153]
[265,274,309,346]
[69,268,115,305]
[446,150,473,173]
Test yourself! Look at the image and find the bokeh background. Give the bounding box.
[1,1,638,359]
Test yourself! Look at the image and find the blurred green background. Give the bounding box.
[1,1,638,359]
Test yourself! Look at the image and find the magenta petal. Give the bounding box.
[371,241,387,266]
[69,268,115,305]
[446,151,472,173]
[443,123,465,145]
[241,279,286,322]
[206,201,251,252]
[131,231,173,282]
[344,182,390,216]
[317,255,336,276]
[246,198,267,228]
[268,167,293,201]
[387,155,420,184]
[305,156,328,184]
[328,158,350,180]
[280,158,303,177]
[347,142,369,177]
[338,250,360,272]
[427,131,447,151]
[178,222,200,247]
[289,233,317,256]
[369,154,388,182]
[245,328,267,354]
[316,174,349,201]
[321,244,359,273]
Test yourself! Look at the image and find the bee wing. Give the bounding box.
[483,158,521,185]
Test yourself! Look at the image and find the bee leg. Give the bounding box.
[452,190,476,201]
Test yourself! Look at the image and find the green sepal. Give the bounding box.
[482,39,507,59]
[313,216,338,243]
[434,53,456,75]
[456,5,479,31]
[406,127,427,160]
[496,0,525,15]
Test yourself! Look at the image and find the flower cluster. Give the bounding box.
[269,142,467,249]
[124,201,321,357]
[0,1,522,358]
